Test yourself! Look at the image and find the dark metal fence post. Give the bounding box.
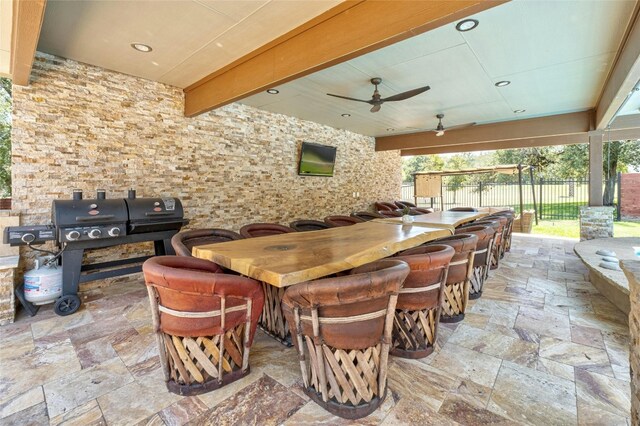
[539,177,544,220]
[479,181,483,207]
[617,172,622,221]
[529,167,538,225]
[517,164,524,216]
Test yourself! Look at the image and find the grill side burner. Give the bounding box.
[5,189,188,316]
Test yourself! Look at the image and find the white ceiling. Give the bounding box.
[240,0,636,137]
[37,0,342,88]
[0,0,12,78]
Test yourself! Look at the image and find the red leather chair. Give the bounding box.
[351,211,385,221]
[419,233,478,322]
[239,223,294,238]
[454,225,495,299]
[282,259,409,419]
[143,256,264,395]
[324,215,364,227]
[171,229,242,257]
[393,245,455,358]
[289,220,331,232]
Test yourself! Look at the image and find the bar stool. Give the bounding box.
[392,245,455,358]
[142,256,264,395]
[289,220,331,232]
[239,223,294,238]
[324,215,364,227]
[171,229,242,257]
[454,225,495,299]
[351,211,385,221]
[421,234,478,322]
[282,259,409,419]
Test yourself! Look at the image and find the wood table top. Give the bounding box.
[373,211,488,231]
[193,221,451,287]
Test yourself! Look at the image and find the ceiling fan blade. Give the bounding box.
[370,104,381,113]
[326,93,372,103]
[381,85,430,102]
[444,122,477,131]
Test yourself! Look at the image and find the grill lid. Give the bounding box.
[125,197,186,234]
[52,199,128,228]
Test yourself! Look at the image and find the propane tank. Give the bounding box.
[23,257,62,305]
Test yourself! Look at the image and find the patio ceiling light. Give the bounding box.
[495,81,510,87]
[386,128,395,131]
[130,43,152,53]
[341,113,351,117]
[455,19,479,32]
[266,89,279,94]
[514,109,526,113]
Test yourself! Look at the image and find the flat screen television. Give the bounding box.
[298,142,337,177]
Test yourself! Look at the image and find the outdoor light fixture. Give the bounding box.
[131,43,152,53]
[495,81,511,87]
[266,89,279,94]
[436,130,445,137]
[341,113,351,117]
[455,19,479,32]
[386,128,395,131]
[514,109,526,113]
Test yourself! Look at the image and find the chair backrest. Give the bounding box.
[142,256,264,342]
[395,200,416,208]
[411,207,434,214]
[448,207,478,212]
[378,209,403,218]
[351,211,385,221]
[239,223,294,238]
[289,219,331,232]
[375,201,398,212]
[394,245,455,311]
[454,225,495,267]
[324,215,364,227]
[419,234,477,285]
[282,259,409,350]
[171,228,243,257]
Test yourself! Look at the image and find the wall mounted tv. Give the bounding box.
[298,142,337,177]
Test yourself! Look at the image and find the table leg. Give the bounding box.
[259,283,292,346]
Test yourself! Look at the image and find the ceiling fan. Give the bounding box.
[326,77,430,113]
[431,113,476,136]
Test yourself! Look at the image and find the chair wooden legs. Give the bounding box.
[468,265,487,300]
[259,283,291,346]
[391,307,439,358]
[440,253,474,323]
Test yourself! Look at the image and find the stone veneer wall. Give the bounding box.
[621,260,640,425]
[579,206,614,241]
[10,53,400,285]
[621,173,640,220]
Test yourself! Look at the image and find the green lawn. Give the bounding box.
[531,220,640,239]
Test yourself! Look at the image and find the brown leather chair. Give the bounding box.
[448,207,478,212]
[239,223,294,238]
[410,207,434,215]
[378,209,403,218]
[394,200,417,208]
[474,217,507,268]
[375,201,399,212]
[142,256,264,395]
[392,245,455,358]
[487,211,515,253]
[454,225,495,299]
[351,211,385,221]
[282,259,409,419]
[171,228,242,257]
[324,215,364,227]
[289,220,331,232]
[420,233,477,322]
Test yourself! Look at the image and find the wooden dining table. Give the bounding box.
[373,210,488,232]
[193,221,451,343]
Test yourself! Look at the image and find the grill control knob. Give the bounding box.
[108,227,121,237]
[66,230,80,241]
[88,229,102,239]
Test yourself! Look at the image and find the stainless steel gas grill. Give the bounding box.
[4,189,188,316]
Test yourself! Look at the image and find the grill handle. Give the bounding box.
[75,215,115,222]
[144,212,173,217]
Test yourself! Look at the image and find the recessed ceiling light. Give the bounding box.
[266,89,279,94]
[131,43,152,53]
[341,113,351,117]
[455,19,479,32]
[514,109,526,113]
[495,81,511,87]
[386,128,395,132]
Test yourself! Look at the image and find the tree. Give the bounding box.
[401,155,444,182]
[444,154,472,203]
[0,78,10,197]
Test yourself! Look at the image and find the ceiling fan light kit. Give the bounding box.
[326,77,430,113]
[431,113,476,136]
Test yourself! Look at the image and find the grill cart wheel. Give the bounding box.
[54,295,81,316]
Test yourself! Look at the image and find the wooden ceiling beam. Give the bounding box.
[183,0,507,117]
[376,110,593,151]
[10,0,47,86]
[594,1,640,129]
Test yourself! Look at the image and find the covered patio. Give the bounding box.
[0,1,639,425]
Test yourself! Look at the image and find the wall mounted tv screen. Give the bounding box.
[298,142,337,177]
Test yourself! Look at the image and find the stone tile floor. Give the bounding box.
[0,234,632,425]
